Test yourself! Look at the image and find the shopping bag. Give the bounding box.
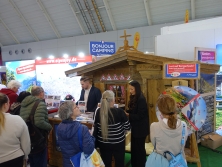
[80,149,105,167]
[164,151,187,167]
[145,151,169,167]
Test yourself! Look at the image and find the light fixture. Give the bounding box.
[145,51,148,54]
[78,52,85,57]
[63,54,69,58]
[49,55,54,59]
[36,56,42,60]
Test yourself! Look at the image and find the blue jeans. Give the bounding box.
[28,147,47,167]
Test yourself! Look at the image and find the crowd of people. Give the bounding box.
[0,78,187,167]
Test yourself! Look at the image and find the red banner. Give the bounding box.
[167,64,196,74]
[35,56,92,65]
[16,63,36,74]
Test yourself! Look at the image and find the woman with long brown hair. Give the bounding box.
[0,93,30,167]
[150,94,187,161]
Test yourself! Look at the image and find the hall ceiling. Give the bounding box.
[0,0,222,47]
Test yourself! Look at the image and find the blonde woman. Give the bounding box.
[0,93,30,167]
[93,90,130,167]
[150,95,188,161]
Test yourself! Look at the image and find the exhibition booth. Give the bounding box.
[1,17,222,167]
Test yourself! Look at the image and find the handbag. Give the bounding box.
[70,125,83,167]
[163,122,188,167]
[145,143,169,167]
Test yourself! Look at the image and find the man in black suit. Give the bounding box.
[77,76,101,113]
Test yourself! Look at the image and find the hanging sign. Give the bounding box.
[163,62,200,79]
[195,47,216,64]
[89,41,116,56]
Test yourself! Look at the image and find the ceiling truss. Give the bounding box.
[91,0,106,32]
[0,16,20,44]
[191,0,196,20]
[36,0,61,38]
[67,0,86,35]
[76,0,94,34]
[144,0,152,26]
[103,0,116,30]
[83,0,100,33]
[8,0,39,41]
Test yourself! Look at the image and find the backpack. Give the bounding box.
[26,100,46,154]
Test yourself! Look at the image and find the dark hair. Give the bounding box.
[17,91,31,103]
[128,80,142,110]
[64,94,74,101]
[80,76,91,82]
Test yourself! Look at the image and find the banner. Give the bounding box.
[89,41,115,56]
[6,60,37,92]
[35,56,92,65]
[164,63,199,79]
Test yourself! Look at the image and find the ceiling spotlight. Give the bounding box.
[145,51,148,54]
[49,55,54,59]
[36,56,41,60]
[78,52,85,57]
[63,54,69,58]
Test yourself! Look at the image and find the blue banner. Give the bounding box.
[89,41,115,56]
[164,63,199,79]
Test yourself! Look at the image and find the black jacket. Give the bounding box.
[78,86,101,113]
[127,94,149,138]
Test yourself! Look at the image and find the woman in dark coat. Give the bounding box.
[126,80,149,167]
[10,91,31,115]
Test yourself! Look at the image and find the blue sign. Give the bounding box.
[89,41,115,56]
[164,63,199,79]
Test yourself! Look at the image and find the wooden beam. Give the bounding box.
[136,64,161,71]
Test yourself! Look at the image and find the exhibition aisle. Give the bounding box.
[124,145,222,167]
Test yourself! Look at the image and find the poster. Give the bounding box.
[5,60,37,92]
[195,47,216,64]
[35,56,92,100]
[45,95,61,108]
[197,94,215,141]
[164,63,199,79]
[156,86,207,135]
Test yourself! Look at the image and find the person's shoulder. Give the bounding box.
[150,122,159,128]
[5,113,25,123]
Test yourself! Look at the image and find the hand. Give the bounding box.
[125,111,129,117]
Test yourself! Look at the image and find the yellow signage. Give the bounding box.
[133,32,140,49]
[184,10,189,23]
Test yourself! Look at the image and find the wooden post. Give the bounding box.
[185,133,201,167]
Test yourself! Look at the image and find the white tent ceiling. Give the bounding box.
[0,0,222,47]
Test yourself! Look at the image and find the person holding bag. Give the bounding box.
[93,90,130,167]
[149,94,188,167]
[57,101,95,167]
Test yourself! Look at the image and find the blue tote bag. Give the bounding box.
[145,142,169,167]
[70,126,82,167]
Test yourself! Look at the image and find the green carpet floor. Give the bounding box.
[124,145,222,167]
